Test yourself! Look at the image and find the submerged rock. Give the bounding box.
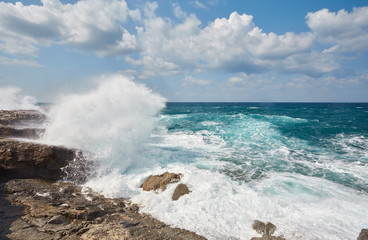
[251,220,285,240]
[358,229,368,240]
[0,178,206,240]
[0,139,86,182]
[141,172,181,192]
[172,183,190,201]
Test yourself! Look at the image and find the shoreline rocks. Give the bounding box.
[251,220,285,240]
[172,183,190,201]
[0,138,82,181]
[0,110,46,126]
[1,178,205,240]
[140,172,181,192]
[140,172,191,201]
[0,110,206,240]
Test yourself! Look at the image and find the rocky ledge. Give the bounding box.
[0,178,205,240]
[0,110,46,126]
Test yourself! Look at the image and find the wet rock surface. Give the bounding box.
[0,178,206,240]
[358,229,368,240]
[251,220,285,240]
[140,172,181,192]
[0,110,46,126]
[172,183,190,201]
[0,125,44,139]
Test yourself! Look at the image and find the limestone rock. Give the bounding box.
[251,220,285,240]
[0,124,44,139]
[0,138,85,181]
[0,178,206,240]
[141,172,181,192]
[172,183,190,201]
[0,110,46,126]
[358,229,368,240]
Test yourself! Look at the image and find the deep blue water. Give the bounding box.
[159,103,368,192]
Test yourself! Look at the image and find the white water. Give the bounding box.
[83,164,368,240]
[0,86,41,111]
[39,75,368,239]
[42,74,166,172]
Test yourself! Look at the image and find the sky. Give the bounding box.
[0,0,368,102]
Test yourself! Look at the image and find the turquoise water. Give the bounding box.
[33,77,368,239]
[159,103,368,193]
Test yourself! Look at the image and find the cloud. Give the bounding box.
[173,3,187,19]
[183,75,211,86]
[137,10,336,77]
[0,56,43,67]
[193,1,207,9]
[0,0,138,57]
[307,7,368,52]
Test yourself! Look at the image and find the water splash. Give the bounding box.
[0,86,41,111]
[42,74,166,173]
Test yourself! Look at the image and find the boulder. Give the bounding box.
[172,183,190,201]
[251,220,285,240]
[141,172,181,192]
[0,139,84,181]
[358,229,368,240]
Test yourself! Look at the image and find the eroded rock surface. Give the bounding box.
[141,172,181,192]
[251,220,285,240]
[0,110,46,126]
[0,124,44,139]
[0,178,206,240]
[0,139,84,181]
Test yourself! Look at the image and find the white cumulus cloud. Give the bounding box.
[307,7,368,52]
[137,10,336,77]
[0,0,138,57]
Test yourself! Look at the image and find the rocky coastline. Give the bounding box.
[0,110,366,240]
[0,110,205,240]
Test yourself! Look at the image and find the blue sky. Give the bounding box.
[0,0,367,102]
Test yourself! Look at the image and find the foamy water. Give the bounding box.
[30,76,368,240]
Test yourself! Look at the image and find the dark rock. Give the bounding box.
[251,220,285,240]
[358,229,368,240]
[141,172,181,192]
[172,183,190,201]
[0,110,46,126]
[0,138,87,182]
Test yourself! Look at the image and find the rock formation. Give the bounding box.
[0,110,46,126]
[358,229,368,240]
[172,183,190,201]
[0,178,206,240]
[0,138,84,181]
[251,220,285,240]
[140,172,181,192]
[0,124,44,139]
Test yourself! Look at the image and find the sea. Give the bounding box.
[36,76,367,240]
